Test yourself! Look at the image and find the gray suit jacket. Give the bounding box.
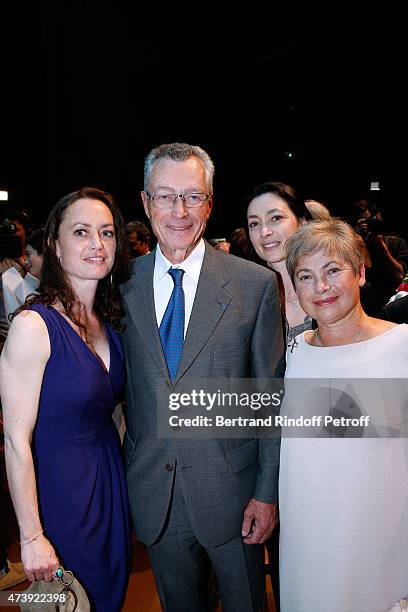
[121,242,285,547]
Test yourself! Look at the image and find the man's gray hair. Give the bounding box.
[143,143,215,192]
[285,218,368,284]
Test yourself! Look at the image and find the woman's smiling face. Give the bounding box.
[247,193,301,267]
[55,198,117,287]
[293,250,365,324]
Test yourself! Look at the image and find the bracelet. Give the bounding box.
[20,529,43,546]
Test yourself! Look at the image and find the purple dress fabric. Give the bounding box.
[30,304,131,611]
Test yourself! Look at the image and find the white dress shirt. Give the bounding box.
[2,267,39,319]
[153,240,205,338]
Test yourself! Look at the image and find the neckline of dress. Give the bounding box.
[48,305,111,374]
[302,324,403,349]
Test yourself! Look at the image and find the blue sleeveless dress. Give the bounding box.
[30,304,131,611]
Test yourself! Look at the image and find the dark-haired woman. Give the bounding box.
[247,181,314,343]
[246,182,314,608]
[0,188,131,611]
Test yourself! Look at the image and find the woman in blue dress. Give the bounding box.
[0,187,131,611]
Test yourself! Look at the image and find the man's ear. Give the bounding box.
[141,191,151,220]
[206,195,213,220]
[358,263,366,286]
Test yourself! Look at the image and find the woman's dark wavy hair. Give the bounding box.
[15,187,130,333]
[247,181,313,222]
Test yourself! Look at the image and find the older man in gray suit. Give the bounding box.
[121,143,285,612]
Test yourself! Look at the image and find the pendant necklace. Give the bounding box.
[287,298,299,309]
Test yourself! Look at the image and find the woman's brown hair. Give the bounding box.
[14,187,130,333]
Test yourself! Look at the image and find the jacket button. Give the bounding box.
[165,463,174,472]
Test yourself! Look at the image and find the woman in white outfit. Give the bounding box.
[279,218,408,612]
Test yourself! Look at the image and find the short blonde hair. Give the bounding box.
[304,199,331,220]
[285,218,367,283]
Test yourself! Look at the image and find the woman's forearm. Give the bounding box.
[4,436,59,581]
[4,437,43,542]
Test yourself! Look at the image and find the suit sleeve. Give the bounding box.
[250,274,285,503]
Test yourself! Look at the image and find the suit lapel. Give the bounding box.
[123,244,232,386]
[175,243,232,383]
[122,252,171,383]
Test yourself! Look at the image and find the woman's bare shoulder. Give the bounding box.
[3,310,50,362]
[10,309,48,333]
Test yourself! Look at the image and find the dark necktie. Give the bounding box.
[159,268,185,381]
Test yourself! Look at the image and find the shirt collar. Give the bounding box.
[155,239,205,283]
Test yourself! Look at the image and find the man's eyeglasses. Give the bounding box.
[146,191,211,209]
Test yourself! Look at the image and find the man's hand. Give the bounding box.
[241,498,278,544]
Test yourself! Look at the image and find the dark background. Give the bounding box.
[0,5,403,240]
